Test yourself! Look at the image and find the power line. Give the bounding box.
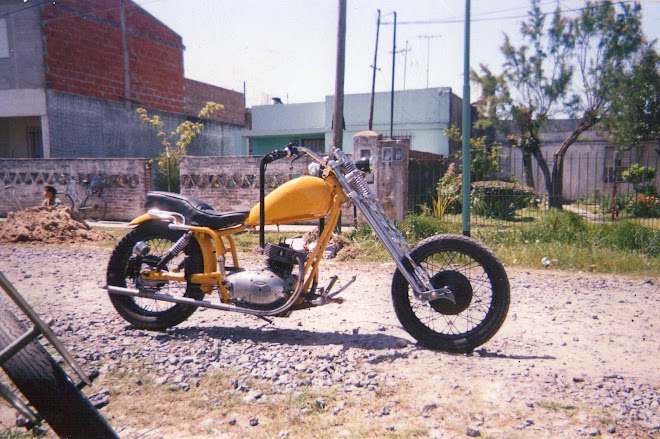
[381,1,637,26]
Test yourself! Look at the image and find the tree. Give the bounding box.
[138,102,224,192]
[445,125,504,181]
[600,46,660,151]
[473,0,658,209]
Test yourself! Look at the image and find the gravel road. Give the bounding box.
[0,244,658,438]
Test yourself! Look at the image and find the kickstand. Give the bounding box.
[256,315,273,324]
[312,275,357,305]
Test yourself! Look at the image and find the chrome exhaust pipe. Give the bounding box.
[107,256,307,317]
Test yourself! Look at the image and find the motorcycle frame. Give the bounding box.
[108,145,454,317]
[112,175,348,314]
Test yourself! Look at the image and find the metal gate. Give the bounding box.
[407,155,449,213]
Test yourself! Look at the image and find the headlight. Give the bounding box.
[355,156,376,173]
[308,162,322,176]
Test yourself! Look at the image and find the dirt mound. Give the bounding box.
[0,206,113,244]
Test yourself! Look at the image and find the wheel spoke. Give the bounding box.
[409,250,496,336]
[129,237,187,313]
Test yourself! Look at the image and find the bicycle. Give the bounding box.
[61,175,108,221]
[3,185,23,212]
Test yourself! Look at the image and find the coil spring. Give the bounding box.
[170,232,192,255]
[155,231,192,271]
[341,160,374,199]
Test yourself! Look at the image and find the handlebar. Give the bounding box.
[261,142,299,165]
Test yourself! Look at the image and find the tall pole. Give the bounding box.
[390,11,397,139]
[418,35,441,88]
[461,0,471,236]
[368,9,381,131]
[333,0,347,150]
[401,40,410,126]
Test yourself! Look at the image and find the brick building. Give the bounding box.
[0,0,246,159]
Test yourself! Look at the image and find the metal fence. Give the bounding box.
[409,149,660,229]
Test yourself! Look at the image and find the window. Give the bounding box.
[302,138,325,154]
[0,19,9,58]
[26,126,42,158]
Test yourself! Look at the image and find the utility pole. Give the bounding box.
[461,0,471,237]
[333,0,347,150]
[391,42,411,125]
[368,9,381,131]
[418,34,441,88]
[390,11,396,139]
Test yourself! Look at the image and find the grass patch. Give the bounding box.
[400,210,660,275]
[96,365,431,439]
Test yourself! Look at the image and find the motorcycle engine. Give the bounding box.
[226,243,306,309]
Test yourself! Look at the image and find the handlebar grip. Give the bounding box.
[262,142,299,165]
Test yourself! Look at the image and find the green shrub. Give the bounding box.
[433,162,462,218]
[399,213,460,241]
[599,194,629,215]
[595,221,660,257]
[628,194,660,218]
[518,210,590,245]
[471,181,538,220]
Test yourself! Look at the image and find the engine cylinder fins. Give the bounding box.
[263,242,307,265]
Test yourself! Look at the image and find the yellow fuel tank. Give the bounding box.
[247,175,336,226]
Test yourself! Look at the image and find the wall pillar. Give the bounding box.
[352,131,409,222]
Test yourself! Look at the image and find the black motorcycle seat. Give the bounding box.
[145,191,249,229]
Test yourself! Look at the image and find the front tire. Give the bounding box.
[0,303,117,438]
[106,220,204,330]
[392,234,510,353]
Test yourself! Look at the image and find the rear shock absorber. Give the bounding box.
[155,231,193,271]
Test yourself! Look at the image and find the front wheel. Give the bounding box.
[82,192,107,221]
[106,220,204,330]
[392,234,510,353]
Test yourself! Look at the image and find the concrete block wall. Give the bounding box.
[46,90,243,159]
[0,158,151,221]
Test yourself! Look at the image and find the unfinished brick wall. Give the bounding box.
[41,0,185,113]
[185,79,246,126]
[0,158,152,221]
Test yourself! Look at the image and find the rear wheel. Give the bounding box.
[0,303,117,438]
[61,193,75,209]
[392,234,510,353]
[82,192,107,221]
[106,220,204,330]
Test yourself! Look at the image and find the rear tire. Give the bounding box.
[82,192,107,221]
[106,220,205,330]
[0,303,117,438]
[61,193,75,209]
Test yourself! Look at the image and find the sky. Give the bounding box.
[135,0,660,108]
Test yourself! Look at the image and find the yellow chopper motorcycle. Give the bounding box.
[106,143,510,353]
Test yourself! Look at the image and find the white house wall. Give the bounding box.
[243,88,457,156]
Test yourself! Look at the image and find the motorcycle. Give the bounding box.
[106,143,510,353]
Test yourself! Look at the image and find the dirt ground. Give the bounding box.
[0,215,658,437]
